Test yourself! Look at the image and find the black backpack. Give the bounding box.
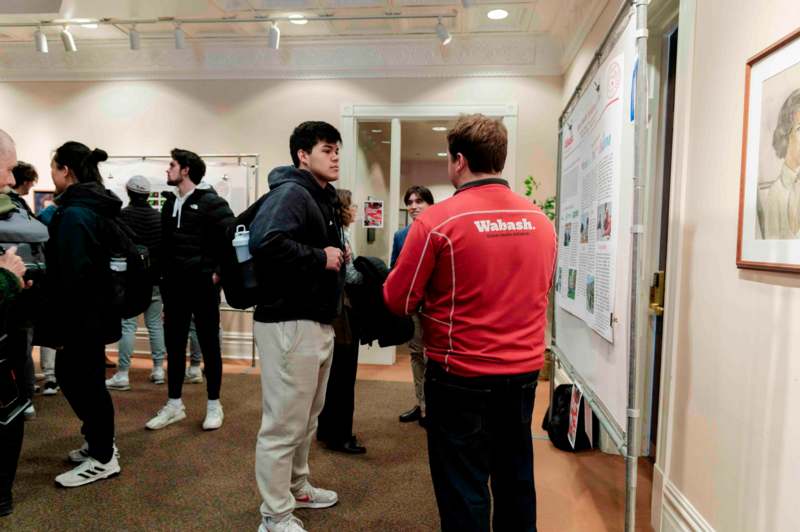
[542,383,595,452]
[101,215,154,319]
[219,194,268,310]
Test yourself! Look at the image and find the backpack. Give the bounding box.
[219,194,268,309]
[101,215,153,319]
[542,383,594,452]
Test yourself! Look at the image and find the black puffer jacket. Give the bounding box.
[44,182,123,346]
[161,188,234,279]
[249,166,345,324]
[121,197,162,279]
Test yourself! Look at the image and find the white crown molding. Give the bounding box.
[0,34,563,81]
[661,478,715,532]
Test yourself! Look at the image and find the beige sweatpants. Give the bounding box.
[254,320,334,520]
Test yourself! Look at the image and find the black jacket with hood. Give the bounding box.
[160,187,235,280]
[121,196,162,280]
[249,166,345,324]
[44,181,123,346]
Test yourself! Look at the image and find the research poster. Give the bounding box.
[554,53,624,343]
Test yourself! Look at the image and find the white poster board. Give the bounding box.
[554,12,637,430]
[99,157,250,215]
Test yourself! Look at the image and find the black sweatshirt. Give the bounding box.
[249,166,345,324]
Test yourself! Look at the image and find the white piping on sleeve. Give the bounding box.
[404,232,434,315]
[431,231,455,357]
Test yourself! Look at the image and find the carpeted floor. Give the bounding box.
[6,370,438,531]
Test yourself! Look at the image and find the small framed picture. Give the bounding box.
[363,200,384,228]
[33,190,55,214]
[737,27,800,272]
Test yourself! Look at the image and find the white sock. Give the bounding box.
[117,369,129,378]
[167,398,183,409]
[207,399,221,410]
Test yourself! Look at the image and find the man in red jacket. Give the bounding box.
[384,114,556,532]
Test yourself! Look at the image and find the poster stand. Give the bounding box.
[548,2,649,531]
[104,154,261,368]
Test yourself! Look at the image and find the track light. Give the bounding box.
[34,28,48,53]
[129,26,141,50]
[268,22,280,50]
[174,24,186,49]
[60,26,77,52]
[461,0,475,7]
[435,18,451,46]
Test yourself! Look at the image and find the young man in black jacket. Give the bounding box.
[146,149,234,432]
[250,122,346,532]
[106,175,165,390]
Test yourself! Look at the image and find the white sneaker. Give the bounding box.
[145,402,186,430]
[184,365,203,384]
[68,441,120,464]
[23,404,36,420]
[150,367,165,385]
[202,403,224,431]
[42,381,60,395]
[105,372,131,391]
[259,514,306,532]
[55,455,120,488]
[292,482,338,509]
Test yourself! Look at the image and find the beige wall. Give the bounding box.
[0,76,561,203]
[665,1,800,530]
[563,0,800,530]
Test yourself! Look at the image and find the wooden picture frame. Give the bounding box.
[737,27,800,272]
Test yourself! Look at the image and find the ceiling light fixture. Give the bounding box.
[487,9,509,20]
[437,152,448,157]
[288,14,308,25]
[34,28,48,53]
[174,23,186,49]
[435,18,452,46]
[268,22,280,50]
[60,26,77,52]
[371,129,383,133]
[461,0,475,7]
[129,25,141,50]
[432,126,447,132]
[381,141,391,144]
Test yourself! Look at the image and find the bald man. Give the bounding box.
[0,128,28,516]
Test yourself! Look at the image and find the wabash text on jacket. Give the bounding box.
[383,178,557,377]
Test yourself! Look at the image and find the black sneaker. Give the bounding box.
[0,495,13,517]
[42,381,59,396]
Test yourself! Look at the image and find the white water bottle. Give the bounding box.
[232,225,251,263]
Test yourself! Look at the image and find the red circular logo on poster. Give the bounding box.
[607,61,621,99]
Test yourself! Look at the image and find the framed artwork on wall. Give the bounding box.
[737,27,800,272]
[33,190,55,215]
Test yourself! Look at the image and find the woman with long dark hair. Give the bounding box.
[316,188,366,454]
[46,141,122,487]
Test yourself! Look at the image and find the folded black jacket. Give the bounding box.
[348,256,413,347]
[249,166,344,324]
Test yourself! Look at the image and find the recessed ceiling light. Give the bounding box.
[487,9,509,20]
[289,14,308,25]
[437,152,448,157]
[371,129,383,133]
[432,126,447,132]
[80,23,98,29]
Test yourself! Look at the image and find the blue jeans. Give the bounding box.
[425,362,539,532]
[117,286,166,370]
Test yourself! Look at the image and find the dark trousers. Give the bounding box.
[0,410,24,504]
[317,308,360,445]
[425,362,539,532]
[162,275,222,400]
[56,341,115,463]
[6,329,34,399]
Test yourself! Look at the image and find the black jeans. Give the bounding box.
[162,275,222,400]
[425,362,539,532]
[0,410,24,505]
[317,308,360,445]
[56,341,115,463]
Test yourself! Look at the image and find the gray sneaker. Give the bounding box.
[184,365,203,384]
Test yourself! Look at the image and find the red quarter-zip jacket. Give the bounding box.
[383,179,557,377]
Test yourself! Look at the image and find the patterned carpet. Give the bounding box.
[6,370,438,531]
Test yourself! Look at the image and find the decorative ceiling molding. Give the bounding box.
[0,33,562,81]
